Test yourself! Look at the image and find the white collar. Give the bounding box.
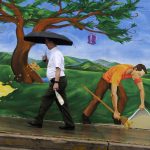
[50,46,58,53]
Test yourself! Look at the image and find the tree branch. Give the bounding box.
[0,1,13,17]
[24,19,39,24]
[58,0,62,12]
[34,12,103,32]
[51,9,73,18]
[0,8,9,16]
[2,1,23,23]
[77,11,103,21]
[52,0,117,19]
[77,9,84,15]
[70,19,107,35]
[0,15,17,23]
[1,1,24,41]
[103,0,117,10]
[45,23,72,30]
[84,27,107,35]
[33,0,124,35]
[33,17,72,31]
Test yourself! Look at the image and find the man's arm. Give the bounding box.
[136,82,145,109]
[53,67,61,91]
[111,84,120,120]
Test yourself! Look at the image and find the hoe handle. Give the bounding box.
[83,85,114,113]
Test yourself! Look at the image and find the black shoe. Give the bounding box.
[112,116,121,125]
[82,113,91,124]
[59,125,75,130]
[27,120,43,128]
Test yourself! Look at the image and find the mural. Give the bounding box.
[0,0,150,126]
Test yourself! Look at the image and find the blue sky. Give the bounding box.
[0,0,150,67]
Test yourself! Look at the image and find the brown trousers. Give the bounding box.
[83,78,127,117]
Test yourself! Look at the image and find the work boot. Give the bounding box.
[27,120,43,128]
[59,125,75,130]
[112,116,121,125]
[82,113,91,124]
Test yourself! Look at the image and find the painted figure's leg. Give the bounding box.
[82,78,110,123]
[117,83,127,114]
[112,83,127,125]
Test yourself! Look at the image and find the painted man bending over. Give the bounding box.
[82,64,147,124]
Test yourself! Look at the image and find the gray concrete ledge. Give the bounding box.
[0,117,150,150]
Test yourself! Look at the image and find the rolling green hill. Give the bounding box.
[28,58,41,64]
[94,59,119,67]
[0,64,150,123]
[37,56,83,69]
[0,52,150,124]
[66,60,107,72]
[0,52,12,65]
[37,61,47,68]
[0,65,14,82]
[0,52,42,66]
[34,55,108,72]
[64,56,88,66]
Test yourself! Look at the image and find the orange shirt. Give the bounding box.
[103,64,142,85]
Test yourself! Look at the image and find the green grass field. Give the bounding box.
[0,65,150,124]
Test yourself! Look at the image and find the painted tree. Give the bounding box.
[0,0,139,83]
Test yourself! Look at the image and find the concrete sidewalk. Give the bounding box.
[0,117,150,150]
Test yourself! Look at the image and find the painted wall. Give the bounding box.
[0,0,150,124]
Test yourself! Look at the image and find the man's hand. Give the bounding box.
[113,111,121,120]
[136,82,145,111]
[53,83,59,91]
[139,103,145,110]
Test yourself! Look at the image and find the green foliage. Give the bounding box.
[131,23,137,28]
[86,21,95,29]
[0,0,140,43]
[6,0,25,3]
[0,65,14,82]
[96,15,131,43]
[19,5,54,27]
[0,52,12,65]
[66,60,107,72]
[1,5,14,16]
[63,1,81,13]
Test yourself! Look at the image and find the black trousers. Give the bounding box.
[35,76,74,127]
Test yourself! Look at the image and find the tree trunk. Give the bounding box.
[11,40,43,84]
[11,15,50,84]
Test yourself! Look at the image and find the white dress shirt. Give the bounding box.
[46,47,65,80]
